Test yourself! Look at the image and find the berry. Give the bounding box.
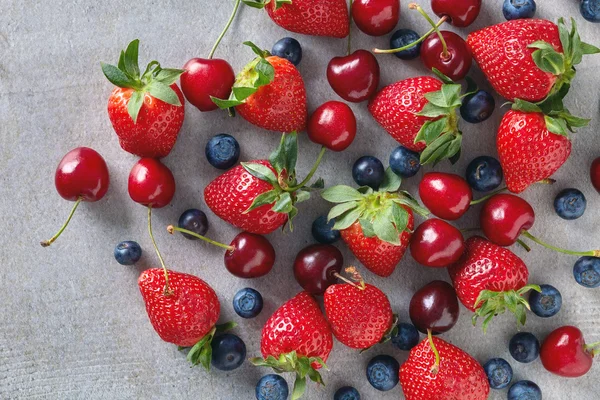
[480,194,534,246]
[114,241,142,265]
[540,326,598,377]
[483,358,513,389]
[410,219,465,268]
[205,134,240,170]
[352,156,385,189]
[529,284,562,318]
[431,0,482,27]
[334,386,361,400]
[389,145,421,178]
[264,0,350,38]
[460,90,495,124]
[271,37,302,66]
[503,0,536,20]
[581,0,600,23]
[419,172,473,220]
[508,381,542,400]
[311,215,341,244]
[573,256,600,288]
[294,244,343,295]
[327,50,381,103]
[255,374,289,400]
[391,322,420,351]
[351,0,399,36]
[591,157,600,193]
[465,156,503,192]
[211,334,246,371]
[181,58,235,112]
[225,232,276,278]
[128,158,176,209]
[307,101,357,152]
[178,209,209,240]
[554,188,586,220]
[366,355,399,392]
[420,31,473,81]
[389,29,422,60]
[409,280,460,334]
[509,332,540,363]
[233,288,264,319]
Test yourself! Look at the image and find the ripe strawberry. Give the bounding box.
[448,236,540,332]
[251,291,333,399]
[400,336,490,400]
[102,40,185,158]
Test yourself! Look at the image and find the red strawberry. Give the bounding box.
[400,336,490,400]
[102,40,185,158]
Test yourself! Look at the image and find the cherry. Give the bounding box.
[410,218,465,267]
[41,147,110,247]
[591,157,600,193]
[352,0,400,37]
[431,0,482,27]
[409,280,459,334]
[327,50,380,103]
[419,172,472,220]
[480,194,534,247]
[307,101,357,152]
[128,158,175,209]
[540,326,599,378]
[420,30,472,81]
[293,244,344,295]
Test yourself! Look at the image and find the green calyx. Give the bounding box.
[211,41,275,109]
[242,0,292,9]
[101,39,184,123]
[250,351,327,400]
[472,284,541,334]
[321,168,429,245]
[179,321,237,370]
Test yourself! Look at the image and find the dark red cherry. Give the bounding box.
[480,194,535,247]
[591,157,600,194]
[409,280,459,334]
[307,101,357,152]
[419,172,473,220]
[128,158,176,209]
[410,219,465,267]
[431,0,482,27]
[293,244,344,295]
[327,50,380,103]
[224,232,276,278]
[180,58,235,112]
[351,0,400,36]
[421,31,472,81]
[55,147,110,202]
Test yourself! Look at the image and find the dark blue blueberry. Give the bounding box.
[311,215,341,244]
[554,188,586,220]
[233,287,264,319]
[271,37,302,66]
[483,358,513,389]
[334,386,361,400]
[205,133,240,170]
[465,156,503,192]
[509,332,540,363]
[529,284,562,318]
[391,322,420,351]
[389,146,421,178]
[256,374,289,400]
[389,29,422,60]
[573,256,600,288]
[581,0,600,23]
[460,90,496,123]
[114,241,142,265]
[178,209,209,240]
[508,380,542,400]
[211,334,246,371]
[366,355,399,392]
[502,0,536,20]
[352,156,385,189]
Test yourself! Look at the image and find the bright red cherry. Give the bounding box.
[327,50,381,103]
[409,280,459,334]
[128,158,175,208]
[410,218,465,267]
[307,101,357,152]
[431,0,482,27]
[591,157,600,193]
[224,232,276,278]
[540,326,599,378]
[420,31,472,81]
[293,244,344,295]
[419,172,473,220]
[352,0,400,36]
[480,194,535,247]
[180,58,235,112]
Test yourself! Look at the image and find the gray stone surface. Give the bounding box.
[1,1,599,399]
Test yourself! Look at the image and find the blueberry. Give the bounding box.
[114,241,142,265]
[390,29,422,60]
[352,156,385,189]
[581,0,600,23]
[483,358,513,389]
[178,209,209,240]
[311,215,341,244]
[389,146,421,178]
[205,133,240,170]
[554,188,586,220]
[233,288,264,319]
[465,156,503,192]
[256,374,289,400]
[391,323,420,351]
[529,284,562,318]
[502,0,536,20]
[271,37,302,66]
[508,380,542,400]
[573,256,600,288]
[509,332,540,363]
[334,386,361,400]
[460,90,496,123]
[211,334,246,371]
[366,355,399,392]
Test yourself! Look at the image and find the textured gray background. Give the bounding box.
[1,0,599,399]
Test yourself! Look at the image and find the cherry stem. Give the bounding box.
[427,329,440,374]
[470,187,508,205]
[515,239,532,252]
[208,0,242,59]
[520,230,600,257]
[585,341,600,357]
[148,206,172,296]
[347,0,353,56]
[167,225,234,251]
[413,3,449,59]
[41,197,82,247]
[373,15,447,54]
[285,146,327,192]
[333,266,366,290]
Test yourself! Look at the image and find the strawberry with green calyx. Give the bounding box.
[101,40,185,158]
[322,168,429,277]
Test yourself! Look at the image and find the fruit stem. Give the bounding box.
[469,187,508,205]
[427,329,440,375]
[347,0,353,56]
[412,3,449,59]
[333,266,366,290]
[285,146,327,192]
[148,206,172,296]
[585,341,600,357]
[167,225,235,251]
[208,0,242,59]
[520,230,600,257]
[515,238,532,252]
[40,197,82,247]
[373,15,447,54]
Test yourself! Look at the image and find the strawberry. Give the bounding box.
[400,335,490,400]
[322,168,428,277]
[251,291,333,399]
[448,236,540,332]
[213,42,306,133]
[102,40,185,158]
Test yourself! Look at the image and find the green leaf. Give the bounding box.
[255,58,276,84]
[186,327,216,370]
[332,207,363,230]
[556,111,590,130]
[544,115,569,136]
[357,186,374,195]
[415,102,451,118]
[419,133,455,165]
[274,0,292,9]
[321,185,364,203]
[327,202,359,220]
[243,41,269,58]
[512,98,542,113]
[294,190,310,204]
[359,218,376,237]
[242,0,267,8]
[445,135,463,162]
[154,68,185,85]
[273,192,293,213]
[127,90,144,123]
[414,117,448,145]
[210,96,245,109]
[373,209,400,245]
[245,189,280,213]
[118,50,126,72]
[425,84,462,108]
[379,167,402,193]
[101,62,136,88]
[291,376,307,400]
[283,132,298,175]
[141,60,160,80]
[528,40,557,52]
[215,321,237,333]
[391,203,409,233]
[557,20,572,59]
[310,178,325,189]
[269,134,287,175]
[449,147,461,165]
[431,68,454,84]
[241,162,278,185]
[147,81,182,106]
[287,206,299,231]
[124,39,140,78]
[531,49,565,75]
[580,42,600,55]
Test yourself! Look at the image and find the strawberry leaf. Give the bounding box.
[391,203,409,233]
[101,62,137,88]
[419,132,455,165]
[245,189,280,213]
[359,218,376,237]
[511,99,542,113]
[186,326,218,370]
[310,178,325,189]
[124,39,140,79]
[414,117,448,145]
[242,162,278,185]
[415,103,451,118]
[272,192,293,213]
[373,208,400,245]
[580,42,600,55]
[243,41,270,58]
[544,115,569,136]
[328,202,360,220]
[394,192,429,217]
[431,68,454,84]
[242,0,267,8]
[155,68,185,85]
[472,288,537,333]
[378,167,402,193]
[291,376,306,400]
[322,185,364,203]
[274,0,292,9]
[294,190,310,204]
[425,84,462,108]
[332,207,364,231]
[269,133,298,176]
[147,81,182,106]
[531,48,565,75]
[127,91,145,123]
